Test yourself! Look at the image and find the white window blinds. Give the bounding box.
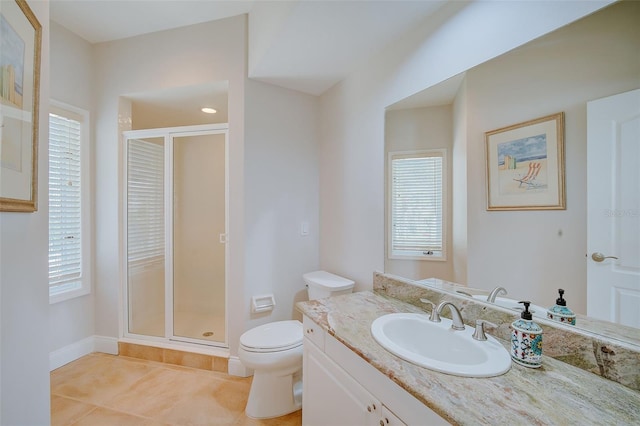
[127,139,164,267]
[49,111,83,296]
[390,150,445,259]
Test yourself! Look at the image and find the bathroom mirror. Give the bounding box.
[383,1,640,344]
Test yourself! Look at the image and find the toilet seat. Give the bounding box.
[240,320,302,353]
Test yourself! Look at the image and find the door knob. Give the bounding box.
[591,252,619,262]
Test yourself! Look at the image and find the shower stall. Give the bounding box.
[122,124,228,348]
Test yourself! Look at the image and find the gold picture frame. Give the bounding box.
[485,112,565,211]
[0,0,42,212]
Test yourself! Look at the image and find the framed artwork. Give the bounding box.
[0,0,42,212]
[485,112,565,211]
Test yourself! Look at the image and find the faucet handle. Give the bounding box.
[419,298,440,322]
[472,319,497,341]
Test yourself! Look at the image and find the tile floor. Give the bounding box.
[51,353,302,426]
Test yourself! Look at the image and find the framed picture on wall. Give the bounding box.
[0,0,42,212]
[485,112,566,211]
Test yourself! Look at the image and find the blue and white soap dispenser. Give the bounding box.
[546,288,576,325]
[510,301,543,368]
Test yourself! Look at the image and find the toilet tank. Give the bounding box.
[303,270,355,300]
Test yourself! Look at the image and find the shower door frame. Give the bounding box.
[121,123,229,350]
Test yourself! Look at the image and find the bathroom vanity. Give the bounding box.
[302,315,446,425]
[297,291,640,425]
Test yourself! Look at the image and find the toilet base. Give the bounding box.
[245,369,302,419]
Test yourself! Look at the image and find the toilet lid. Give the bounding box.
[240,320,303,352]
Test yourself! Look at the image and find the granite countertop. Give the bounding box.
[297,291,640,425]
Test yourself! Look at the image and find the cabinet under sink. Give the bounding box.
[302,315,448,426]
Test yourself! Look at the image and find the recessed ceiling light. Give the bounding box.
[201,107,217,114]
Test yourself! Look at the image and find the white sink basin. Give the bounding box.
[371,313,511,377]
[472,295,547,319]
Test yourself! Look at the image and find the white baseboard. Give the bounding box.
[50,335,119,371]
[228,356,252,377]
[93,335,119,355]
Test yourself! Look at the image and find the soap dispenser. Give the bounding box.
[510,301,543,368]
[547,288,576,325]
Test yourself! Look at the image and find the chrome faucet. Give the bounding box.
[435,301,465,331]
[419,298,440,322]
[472,319,498,341]
[487,286,507,303]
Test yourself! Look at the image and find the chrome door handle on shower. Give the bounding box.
[591,252,618,262]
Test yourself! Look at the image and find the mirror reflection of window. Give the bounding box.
[389,149,446,261]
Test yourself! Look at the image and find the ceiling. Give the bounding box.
[49,0,256,45]
[49,0,450,97]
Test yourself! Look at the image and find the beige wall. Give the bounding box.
[319,0,610,291]
[131,88,229,129]
[244,78,320,328]
[451,78,468,284]
[92,16,247,353]
[49,22,96,353]
[0,1,51,423]
[93,14,320,358]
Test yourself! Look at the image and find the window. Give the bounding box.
[48,103,90,302]
[389,150,446,260]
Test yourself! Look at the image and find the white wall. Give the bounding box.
[462,1,640,314]
[384,106,453,281]
[244,78,320,329]
[49,22,96,354]
[92,16,247,354]
[318,1,612,290]
[0,0,51,423]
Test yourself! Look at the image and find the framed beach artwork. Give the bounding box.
[485,112,565,211]
[0,0,41,212]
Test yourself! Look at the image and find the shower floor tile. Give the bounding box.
[51,353,302,426]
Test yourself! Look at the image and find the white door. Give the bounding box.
[587,89,640,327]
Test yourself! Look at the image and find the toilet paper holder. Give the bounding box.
[251,294,276,313]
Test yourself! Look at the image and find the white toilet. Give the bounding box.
[238,270,355,419]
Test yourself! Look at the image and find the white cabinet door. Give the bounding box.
[303,338,380,426]
[303,315,325,350]
[379,406,407,426]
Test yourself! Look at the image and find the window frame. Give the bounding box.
[387,149,447,262]
[48,101,92,304]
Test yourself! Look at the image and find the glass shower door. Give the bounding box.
[126,137,165,337]
[172,132,226,344]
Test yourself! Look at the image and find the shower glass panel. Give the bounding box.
[127,137,165,337]
[172,133,226,343]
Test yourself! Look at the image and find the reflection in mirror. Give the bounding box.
[412,277,640,349]
[384,1,640,341]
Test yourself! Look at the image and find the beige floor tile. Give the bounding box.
[105,366,206,419]
[212,356,229,373]
[51,354,159,406]
[119,342,164,362]
[235,409,302,426]
[50,395,97,426]
[70,406,158,426]
[51,354,300,426]
[160,375,251,425]
[164,349,213,370]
